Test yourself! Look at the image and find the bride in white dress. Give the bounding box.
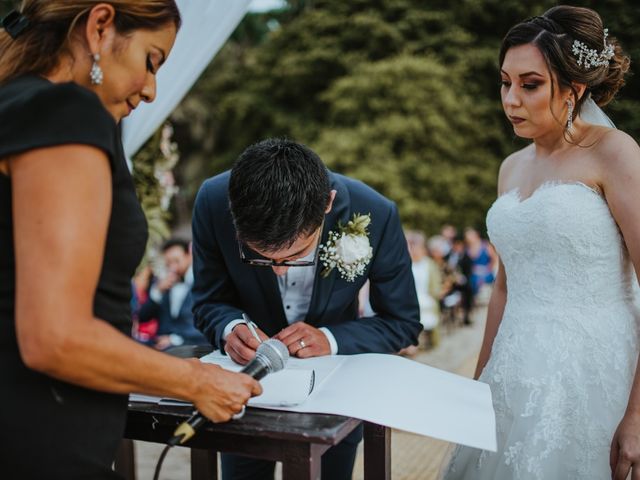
[444,6,640,480]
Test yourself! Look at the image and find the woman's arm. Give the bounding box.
[11,145,260,422]
[599,132,640,480]
[473,258,507,380]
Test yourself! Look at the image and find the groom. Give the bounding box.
[191,138,420,480]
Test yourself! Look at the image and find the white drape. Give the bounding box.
[122,0,252,158]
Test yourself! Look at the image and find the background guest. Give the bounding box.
[447,235,474,325]
[406,230,442,348]
[138,238,208,349]
[464,227,498,301]
[131,264,158,343]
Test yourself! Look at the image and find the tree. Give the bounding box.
[171,0,639,234]
[315,55,500,232]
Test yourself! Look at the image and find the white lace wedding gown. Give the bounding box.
[444,182,640,480]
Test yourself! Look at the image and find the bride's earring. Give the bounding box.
[90,53,103,85]
[566,99,574,131]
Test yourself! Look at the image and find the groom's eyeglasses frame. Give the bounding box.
[237,219,324,267]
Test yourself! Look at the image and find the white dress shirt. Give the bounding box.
[223,251,338,354]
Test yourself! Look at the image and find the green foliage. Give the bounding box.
[316,55,500,232]
[171,0,640,235]
[132,129,172,269]
[341,213,372,237]
[0,1,17,17]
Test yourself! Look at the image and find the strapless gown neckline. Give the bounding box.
[498,180,602,205]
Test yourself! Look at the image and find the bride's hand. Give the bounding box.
[610,413,640,480]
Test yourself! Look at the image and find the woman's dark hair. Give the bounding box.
[0,1,181,83]
[229,138,331,253]
[499,5,630,118]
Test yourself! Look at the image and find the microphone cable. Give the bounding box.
[153,444,172,480]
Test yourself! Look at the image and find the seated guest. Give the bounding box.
[139,238,208,349]
[191,138,421,480]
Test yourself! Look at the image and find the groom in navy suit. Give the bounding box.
[191,138,420,480]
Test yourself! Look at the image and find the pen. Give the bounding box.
[242,313,263,344]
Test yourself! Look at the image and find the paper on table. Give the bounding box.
[259,354,497,452]
[200,351,333,407]
[130,351,325,408]
[130,352,495,451]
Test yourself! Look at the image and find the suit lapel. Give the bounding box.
[307,174,351,324]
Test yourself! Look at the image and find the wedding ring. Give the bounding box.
[298,339,306,349]
[232,405,246,420]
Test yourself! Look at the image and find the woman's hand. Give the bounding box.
[187,360,262,423]
[610,412,640,480]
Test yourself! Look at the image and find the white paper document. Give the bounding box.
[130,352,496,451]
[199,351,325,407]
[279,354,496,452]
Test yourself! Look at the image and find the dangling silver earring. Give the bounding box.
[566,99,574,131]
[90,53,103,85]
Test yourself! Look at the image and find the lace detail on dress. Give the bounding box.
[443,182,640,480]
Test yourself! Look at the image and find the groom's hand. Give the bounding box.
[275,322,331,358]
[610,413,640,480]
[224,324,268,365]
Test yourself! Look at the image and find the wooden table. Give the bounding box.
[116,402,390,480]
[115,346,391,479]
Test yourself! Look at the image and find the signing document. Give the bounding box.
[132,352,495,451]
[185,352,495,451]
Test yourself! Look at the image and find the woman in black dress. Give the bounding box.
[0,2,261,478]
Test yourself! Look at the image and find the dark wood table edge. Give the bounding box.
[118,348,389,479]
[116,404,392,480]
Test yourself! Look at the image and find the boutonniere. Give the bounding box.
[319,213,373,282]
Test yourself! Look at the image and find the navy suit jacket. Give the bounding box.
[191,171,421,354]
[138,288,208,345]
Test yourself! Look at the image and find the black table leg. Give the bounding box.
[114,439,136,480]
[282,442,323,480]
[191,449,218,480]
[364,422,391,480]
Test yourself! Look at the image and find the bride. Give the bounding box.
[444,6,640,480]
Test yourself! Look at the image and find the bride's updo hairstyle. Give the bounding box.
[499,6,630,117]
[0,0,181,84]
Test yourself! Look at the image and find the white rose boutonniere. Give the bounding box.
[319,213,373,282]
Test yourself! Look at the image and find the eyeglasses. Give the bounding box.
[238,220,324,267]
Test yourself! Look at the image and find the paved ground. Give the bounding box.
[134,306,487,480]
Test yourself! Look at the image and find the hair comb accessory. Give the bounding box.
[1,10,30,40]
[571,28,615,70]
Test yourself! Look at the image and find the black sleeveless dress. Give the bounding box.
[0,76,148,479]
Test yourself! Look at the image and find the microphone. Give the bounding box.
[168,338,289,446]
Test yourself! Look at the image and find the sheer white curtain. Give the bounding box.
[122,0,252,158]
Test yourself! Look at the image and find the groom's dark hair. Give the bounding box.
[229,138,331,252]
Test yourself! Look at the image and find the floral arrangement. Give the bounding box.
[319,213,373,282]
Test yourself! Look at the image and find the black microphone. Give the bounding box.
[168,338,289,446]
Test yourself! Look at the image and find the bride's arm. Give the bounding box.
[598,131,640,480]
[473,152,517,380]
[473,260,506,380]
